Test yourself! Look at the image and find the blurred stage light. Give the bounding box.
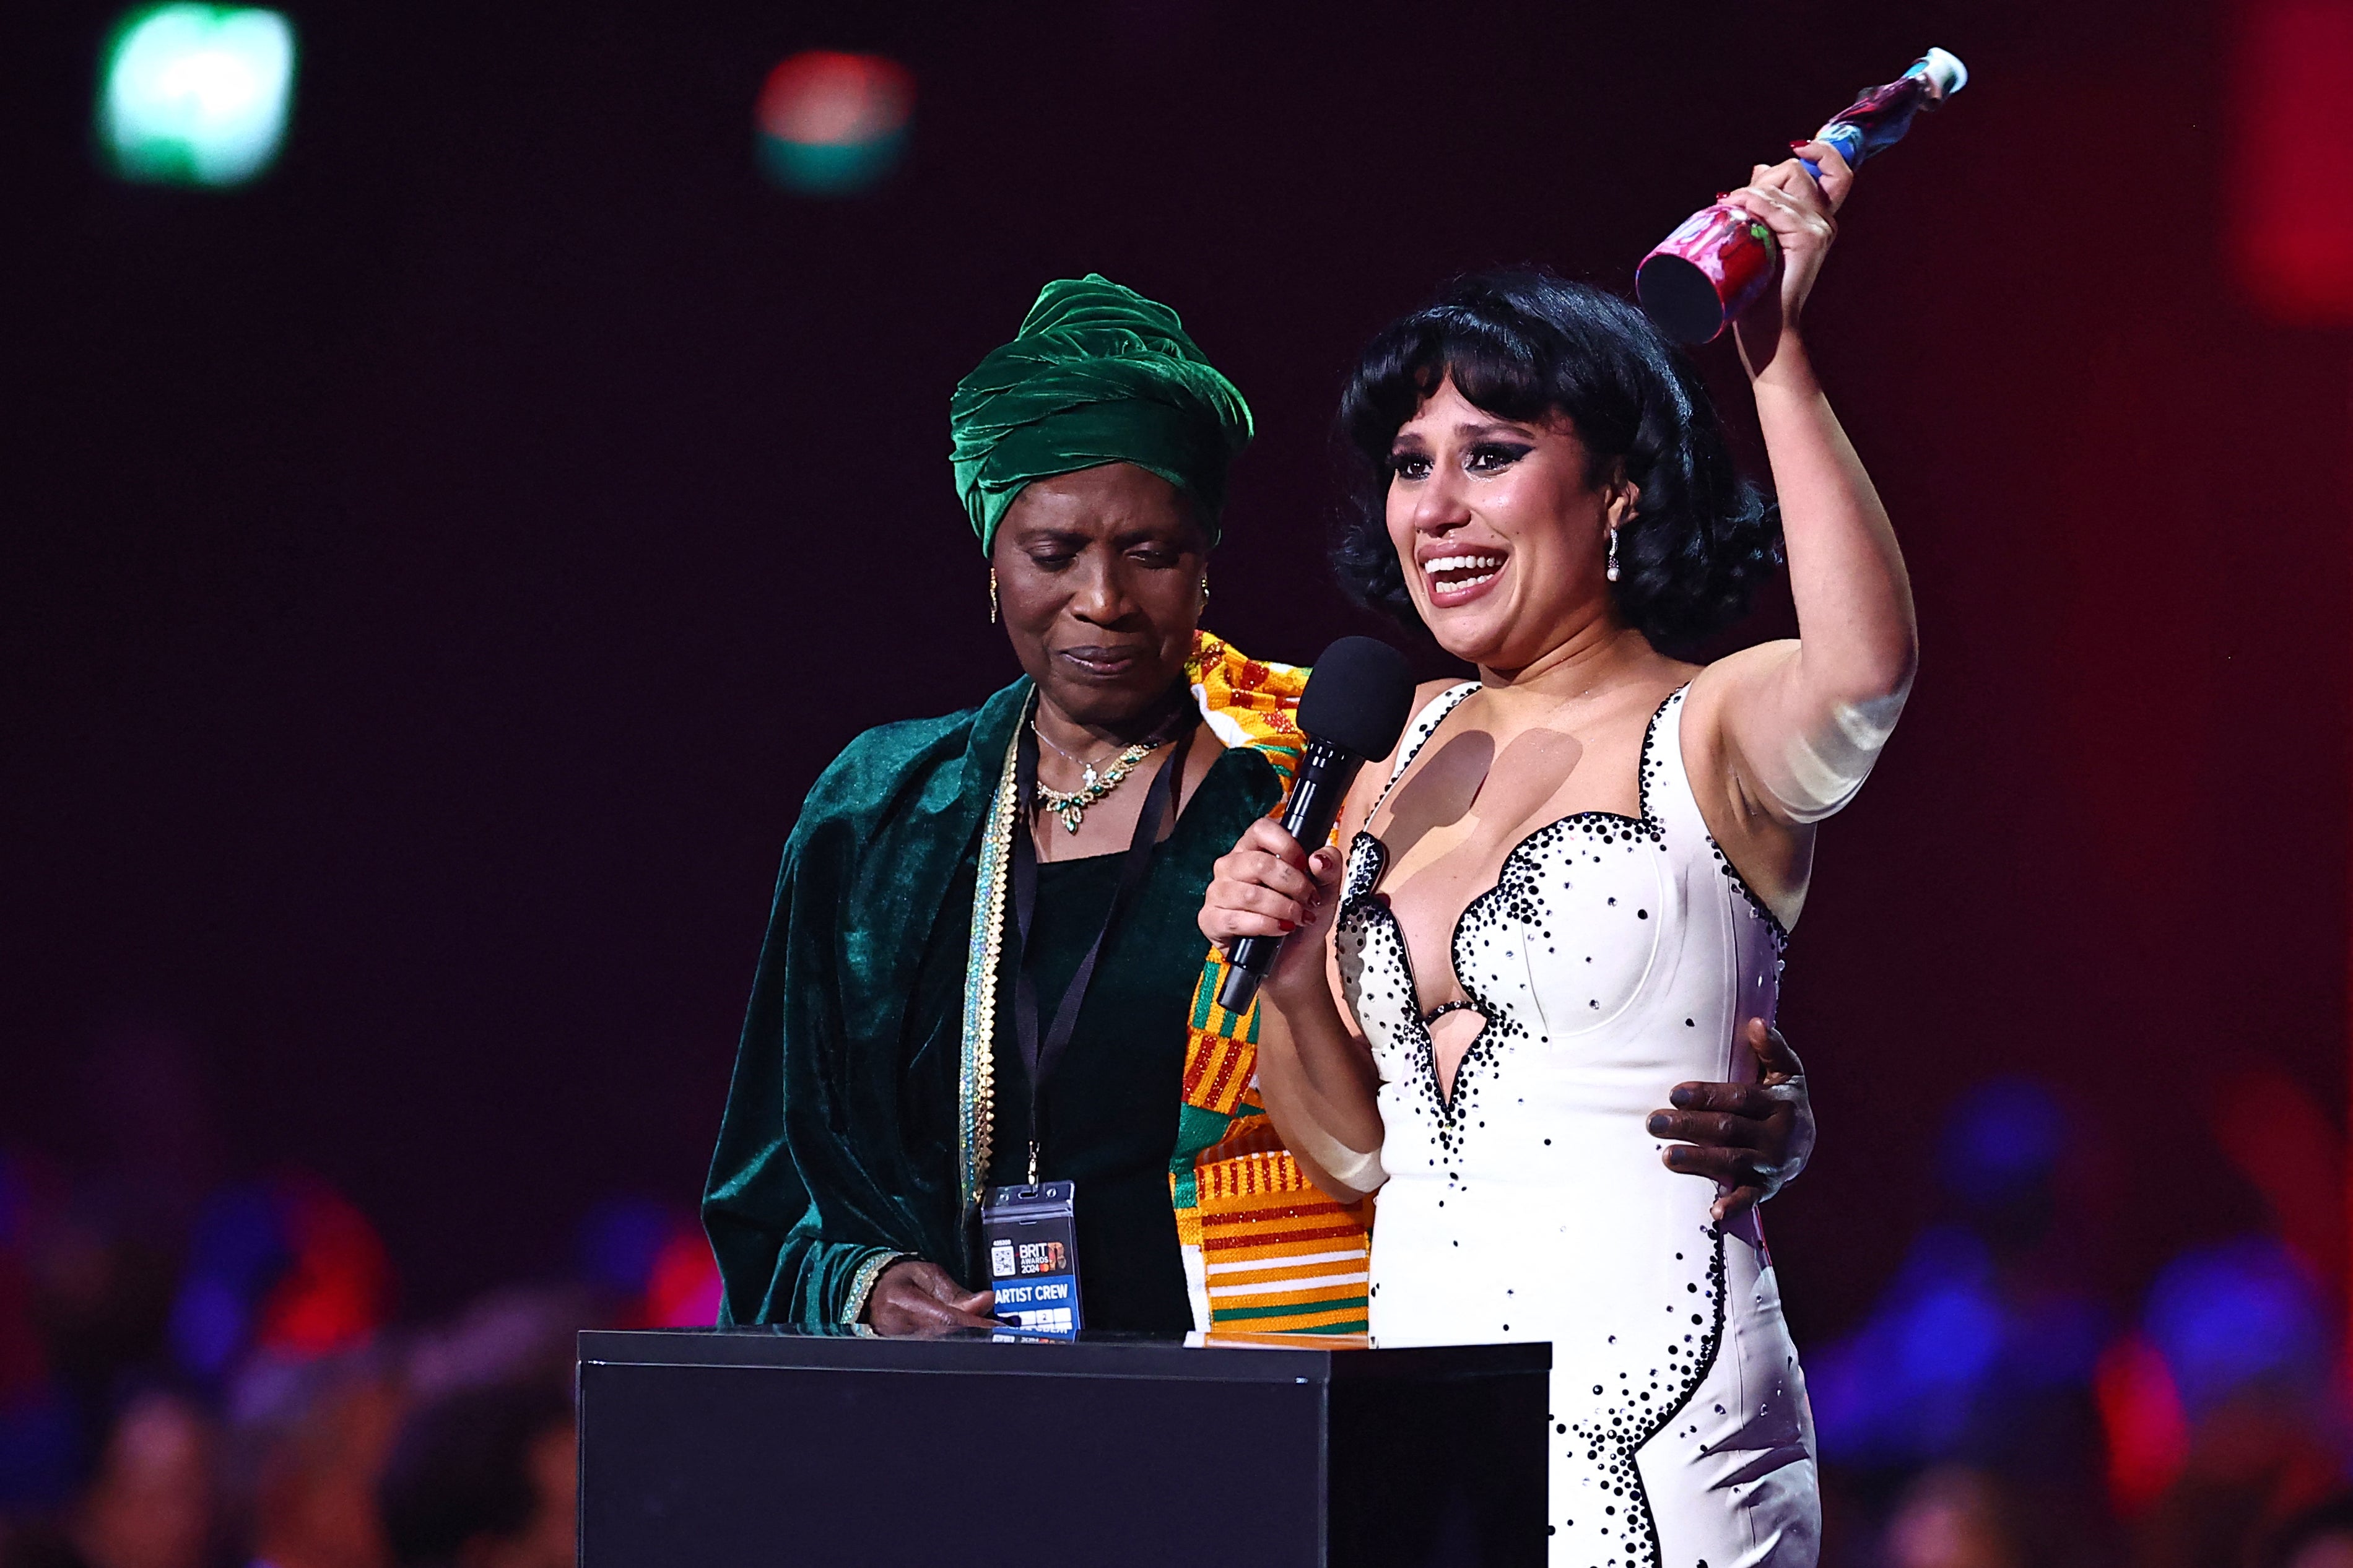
[167,1176,392,1382]
[2092,1332,2188,1515]
[645,1229,723,1328]
[755,50,913,195]
[100,4,295,188]
[1937,1076,2063,1198]
[2232,0,2353,320]
[575,1197,723,1327]
[2144,1237,2325,1416]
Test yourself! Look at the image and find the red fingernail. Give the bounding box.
[1789,140,1811,152]
[1715,191,1731,201]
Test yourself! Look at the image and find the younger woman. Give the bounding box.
[1203,146,1913,1562]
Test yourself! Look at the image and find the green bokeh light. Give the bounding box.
[100,5,296,188]
[755,131,908,196]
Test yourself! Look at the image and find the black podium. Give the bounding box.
[578,1328,1548,1567]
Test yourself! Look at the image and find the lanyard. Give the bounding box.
[1009,708,1191,1183]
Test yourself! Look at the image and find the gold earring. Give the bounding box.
[989,568,999,624]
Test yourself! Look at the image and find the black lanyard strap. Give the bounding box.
[1009,705,1193,1180]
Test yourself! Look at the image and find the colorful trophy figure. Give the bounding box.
[1636,47,1968,344]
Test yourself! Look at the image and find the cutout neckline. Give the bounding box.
[1342,690,1682,1115]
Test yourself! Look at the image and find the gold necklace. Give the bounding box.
[1033,724,1126,790]
[1030,719,1171,834]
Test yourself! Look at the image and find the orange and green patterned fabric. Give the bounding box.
[1168,633,1375,1334]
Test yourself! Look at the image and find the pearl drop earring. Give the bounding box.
[1605,528,1621,583]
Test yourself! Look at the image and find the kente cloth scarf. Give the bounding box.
[1172,646,1377,1335]
[702,631,1372,1333]
[949,275,1255,554]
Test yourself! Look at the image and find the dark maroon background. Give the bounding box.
[0,0,2342,1338]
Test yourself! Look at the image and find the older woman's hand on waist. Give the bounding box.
[1645,1019,1816,1224]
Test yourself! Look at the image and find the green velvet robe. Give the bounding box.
[702,674,1282,1328]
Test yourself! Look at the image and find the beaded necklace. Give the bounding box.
[1029,716,1178,834]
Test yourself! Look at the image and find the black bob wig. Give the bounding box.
[1334,268,1781,652]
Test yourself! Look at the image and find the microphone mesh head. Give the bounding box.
[1297,637,1417,760]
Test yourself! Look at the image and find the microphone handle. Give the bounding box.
[1216,739,1365,1015]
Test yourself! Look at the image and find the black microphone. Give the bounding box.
[1216,636,1416,1015]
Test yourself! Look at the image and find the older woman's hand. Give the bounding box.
[1199,818,1344,1004]
[1645,1019,1816,1223]
[863,1260,997,1336]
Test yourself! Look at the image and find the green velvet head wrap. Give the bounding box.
[950,274,1254,555]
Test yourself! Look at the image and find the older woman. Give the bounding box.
[704,275,1814,1338]
[1203,149,1910,1560]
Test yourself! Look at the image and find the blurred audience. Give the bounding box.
[1811,1072,2353,1567]
[401,1291,591,1408]
[1882,1466,2026,1568]
[2128,1241,2344,1568]
[2,1036,2346,1567]
[78,1391,214,1568]
[377,1383,573,1568]
[1811,1078,2118,1564]
[2264,1494,2353,1568]
[0,1125,720,1568]
[222,1353,404,1568]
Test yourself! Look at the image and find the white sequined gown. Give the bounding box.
[1338,685,1819,1567]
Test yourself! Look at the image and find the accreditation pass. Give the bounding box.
[981,1180,1082,1336]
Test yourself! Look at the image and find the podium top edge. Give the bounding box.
[576,1328,1548,1384]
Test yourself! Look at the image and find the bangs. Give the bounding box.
[1347,308,1558,456]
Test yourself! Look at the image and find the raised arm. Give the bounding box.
[1697,144,1919,829]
